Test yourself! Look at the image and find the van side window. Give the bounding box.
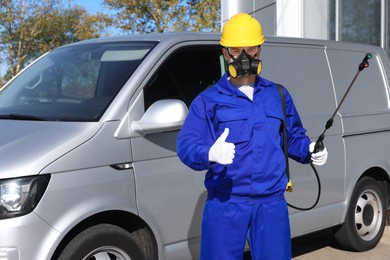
[143,47,223,109]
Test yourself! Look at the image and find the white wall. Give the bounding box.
[222,0,329,40]
[221,0,276,36]
[277,0,329,39]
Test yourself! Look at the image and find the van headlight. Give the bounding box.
[0,175,50,219]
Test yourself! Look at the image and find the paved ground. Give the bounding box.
[291,226,390,260]
[244,226,390,259]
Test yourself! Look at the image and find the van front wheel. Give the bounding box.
[58,224,146,260]
[333,176,386,251]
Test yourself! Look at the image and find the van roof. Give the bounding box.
[65,32,384,54]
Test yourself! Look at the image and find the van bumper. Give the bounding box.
[0,212,60,260]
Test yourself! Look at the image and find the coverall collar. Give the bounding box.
[216,73,272,97]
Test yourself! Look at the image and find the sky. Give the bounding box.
[70,0,109,14]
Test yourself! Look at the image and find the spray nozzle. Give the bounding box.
[359,53,372,71]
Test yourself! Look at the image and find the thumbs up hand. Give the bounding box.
[208,128,236,165]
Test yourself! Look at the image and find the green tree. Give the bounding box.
[104,0,220,33]
[187,0,220,32]
[0,0,112,83]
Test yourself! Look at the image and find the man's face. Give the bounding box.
[222,46,262,84]
[223,46,261,61]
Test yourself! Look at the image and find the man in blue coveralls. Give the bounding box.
[176,13,328,260]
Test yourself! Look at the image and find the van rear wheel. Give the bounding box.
[333,176,386,251]
[58,224,146,260]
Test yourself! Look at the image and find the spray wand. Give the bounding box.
[313,53,372,153]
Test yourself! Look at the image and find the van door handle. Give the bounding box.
[110,163,133,170]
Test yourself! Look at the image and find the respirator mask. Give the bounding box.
[227,49,262,78]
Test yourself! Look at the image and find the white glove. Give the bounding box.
[309,142,328,166]
[208,128,235,165]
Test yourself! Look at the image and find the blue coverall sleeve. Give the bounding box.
[283,87,311,164]
[176,95,215,171]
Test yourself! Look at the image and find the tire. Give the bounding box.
[333,176,386,251]
[58,224,148,260]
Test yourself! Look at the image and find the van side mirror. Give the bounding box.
[132,99,188,135]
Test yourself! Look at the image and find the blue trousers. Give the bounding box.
[200,198,291,260]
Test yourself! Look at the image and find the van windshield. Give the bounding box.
[0,42,156,121]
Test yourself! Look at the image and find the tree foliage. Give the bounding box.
[0,0,220,86]
[0,0,112,81]
[104,0,220,33]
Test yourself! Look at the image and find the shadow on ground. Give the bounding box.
[243,228,342,259]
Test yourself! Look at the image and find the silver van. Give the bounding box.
[0,33,389,260]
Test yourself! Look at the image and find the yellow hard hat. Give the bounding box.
[220,13,265,47]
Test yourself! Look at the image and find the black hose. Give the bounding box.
[287,162,321,210]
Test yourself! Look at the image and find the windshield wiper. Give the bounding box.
[0,113,46,121]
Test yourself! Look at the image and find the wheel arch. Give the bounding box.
[51,210,158,260]
[358,167,390,209]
